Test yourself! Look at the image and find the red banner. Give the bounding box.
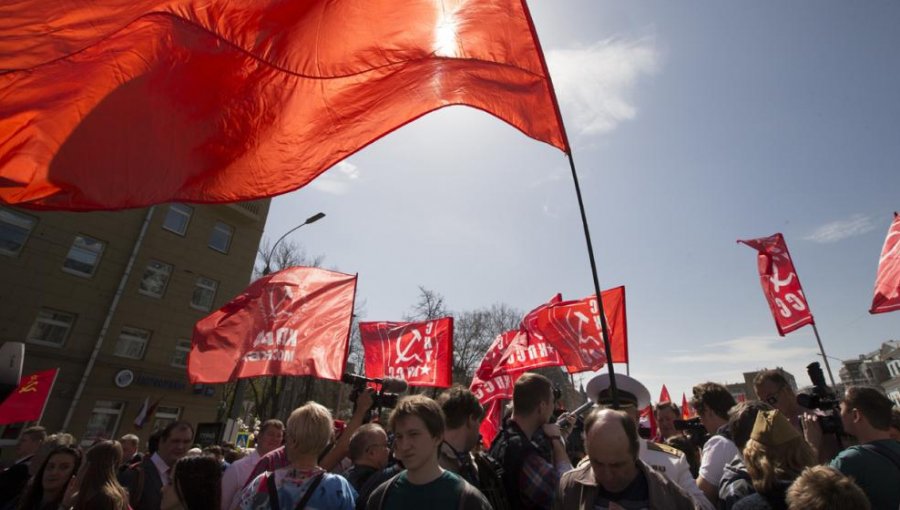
[528,287,628,373]
[0,0,568,210]
[188,267,357,383]
[739,234,814,335]
[0,368,58,425]
[360,318,453,388]
[659,385,671,404]
[871,213,900,314]
[681,393,693,420]
[479,400,505,449]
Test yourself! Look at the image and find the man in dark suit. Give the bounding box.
[119,421,193,510]
[0,426,46,503]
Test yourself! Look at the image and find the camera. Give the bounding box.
[674,417,710,449]
[796,362,844,436]
[341,373,407,411]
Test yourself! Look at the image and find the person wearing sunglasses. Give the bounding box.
[586,373,714,510]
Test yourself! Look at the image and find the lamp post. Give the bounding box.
[262,212,326,275]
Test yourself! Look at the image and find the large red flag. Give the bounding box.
[870,213,900,314]
[528,286,627,373]
[479,400,505,449]
[0,0,568,210]
[659,385,672,404]
[738,234,814,336]
[188,266,357,383]
[360,318,453,388]
[0,368,58,425]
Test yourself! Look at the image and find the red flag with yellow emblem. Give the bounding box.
[0,368,58,425]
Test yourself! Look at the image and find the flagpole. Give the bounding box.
[37,370,59,424]
[566,153,620,409]
[810,323,838,388]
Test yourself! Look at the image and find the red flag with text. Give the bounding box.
[870,213,900,314]
[659,385,672,404]
[0,368,58,425]
[738,234,814,336]
[0,0,568,210]
[528,286,628,373]
[360,318,453,388]
[188,267,357,383]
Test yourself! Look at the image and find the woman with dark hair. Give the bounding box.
[70,440,129,510]
[16,446,82,510]
[161,455,221,510]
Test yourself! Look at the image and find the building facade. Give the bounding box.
[0,200,268,453]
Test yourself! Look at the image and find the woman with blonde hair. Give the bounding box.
[70,440,129,510]
[733,410,816,510]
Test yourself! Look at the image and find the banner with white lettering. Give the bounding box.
[187,266,357,383]
[739,233,814,336]
[870,212,900,314]
[360,317,453,387]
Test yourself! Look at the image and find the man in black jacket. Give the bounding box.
[119,421,193,510]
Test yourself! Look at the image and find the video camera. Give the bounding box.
[341,373,407,413]
[796,362,844,437]
[674,417,710,449]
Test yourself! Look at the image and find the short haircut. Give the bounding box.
[348,423,385,462]
[259,419,285,436]
[161,421,194,441]
[437,385,484,429]
[842,386,893,430]
[583,408,639,460]
[513,372,553,416]
[148,429,163,454]
[22,426,47,443]
[655,401,680,416]
[753,369,791,391]
[691,382,736,420]
[728,401,774,450]
[786,466,870,510]
[119,434,139,447]
[389,395,445,438]
[286,402,333,457]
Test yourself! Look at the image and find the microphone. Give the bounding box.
[380,377,408,393]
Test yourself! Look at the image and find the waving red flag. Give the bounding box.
[871,213,900,314]
[479,400,505,449]
[188,266,357,383]
[528,286,627,373]
[738,234,814,336]
[360,318,453,388]
[640,406,658,441]
[0,368,58,425]
[659,385,672,404]
[681,393,693,420]
[0,0,568,210]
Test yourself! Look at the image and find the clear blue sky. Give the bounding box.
[263,1,900,401]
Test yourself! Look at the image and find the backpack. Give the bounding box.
[472,451,511,510]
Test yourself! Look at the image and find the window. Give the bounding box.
[62,235,105,277]
[82,400,124,446]
[208,222,234,253]
[27,308,76,347]
[152,406,181,432]
[113,327,151,359]
[171,339,192,368]
[138,260,173,298]
[191,277,218,311]
[162,203,193,235]
[0,209,37,256]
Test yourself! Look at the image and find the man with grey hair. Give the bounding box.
[555,408,697,510]
[118,433,143,471]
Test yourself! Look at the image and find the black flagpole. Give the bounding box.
[565,151,620,409]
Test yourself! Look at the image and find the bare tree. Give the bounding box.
[254,238,324,279]
[453,303,521,384]
[404,286,449,321]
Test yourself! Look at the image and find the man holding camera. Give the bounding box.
[804,386,900,510]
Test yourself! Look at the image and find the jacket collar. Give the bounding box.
[569,458,656,489]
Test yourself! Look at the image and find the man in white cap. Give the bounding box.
[586,373,714,510]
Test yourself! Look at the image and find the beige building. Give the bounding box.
[0,200,268,453]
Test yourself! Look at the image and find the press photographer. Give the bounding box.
[341,373,408,420]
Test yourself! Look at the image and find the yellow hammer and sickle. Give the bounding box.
[19,376,39,393]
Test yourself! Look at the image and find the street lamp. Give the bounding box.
[262,212,326,275]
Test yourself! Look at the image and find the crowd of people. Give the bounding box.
[1,369,898,510]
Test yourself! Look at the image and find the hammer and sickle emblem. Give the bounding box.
[263,285,296,324]
[770,264,795,293]
[395,328,425,364]
[19,375,39,393]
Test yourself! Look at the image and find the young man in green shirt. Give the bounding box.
[366,395,491,510]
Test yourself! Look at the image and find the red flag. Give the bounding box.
[738,234,814,336]
[659,385,672,404]
[0,368,58,425]
[681,393,693,420]
[188,266,357,383]
[360,318,453,388]
[640,406,658,441]
[479,400,505,449]
[871,213,900,314]
[0,0,568,210]
[528,286,628,373]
